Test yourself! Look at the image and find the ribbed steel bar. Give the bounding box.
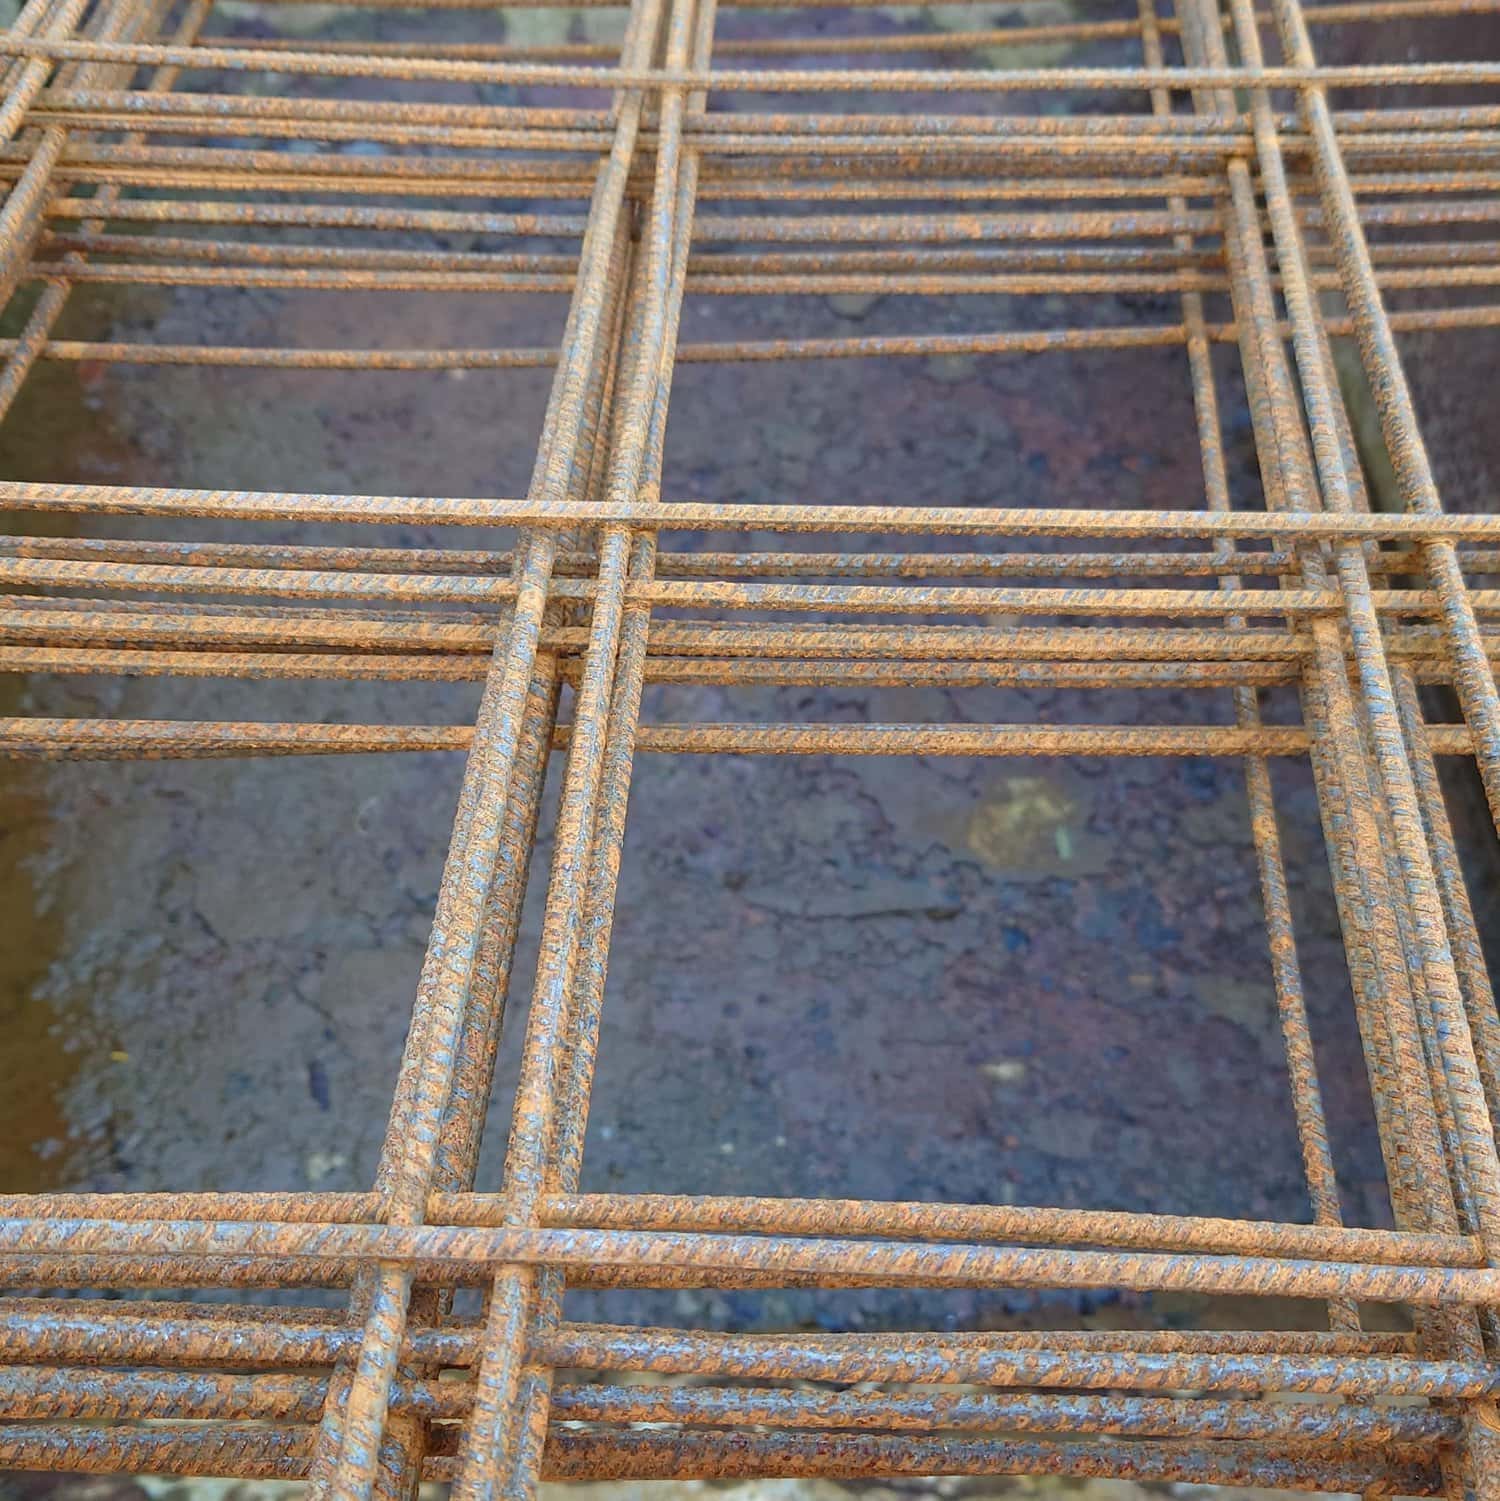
[307,29,651,1501]
[1,0,1499,1488]
[8,34,1500,90]
[0,1425,1446,1493]
[0,1190,1485,1260]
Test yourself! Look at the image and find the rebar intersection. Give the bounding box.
[4,0,1500,1493]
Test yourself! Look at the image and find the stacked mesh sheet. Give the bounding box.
[3,0,1500,1492]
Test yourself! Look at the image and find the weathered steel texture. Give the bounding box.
[0,0,1499,1492]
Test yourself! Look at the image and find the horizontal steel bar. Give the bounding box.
[13,554,1498,616]
[0,1424,1440,1492]
[2,1217,1499,1301]
[6,36,1500,92]
[0,645,1313,688]
[0,1365,1456,1442]
[2,1190,1478,1264]
[6,305,1498,370]
[6,483,1500,537]
[0,717,1482,760]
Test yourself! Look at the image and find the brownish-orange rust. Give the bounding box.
[1,0,1500,1490]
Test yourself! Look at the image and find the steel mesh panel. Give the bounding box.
[2,0,1500,1492]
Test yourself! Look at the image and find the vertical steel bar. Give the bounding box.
[1216,0,1500,1479]
[1393,672,1500,1136]
[0,0,151,300]
[1195,22,1432,1229]
[307,12,657,1482]
[1143,0,1351,1332]
[450,0,705,1490]
[486,4,715,1485]
[1303,291,1490,1265]
[1223,0,1500,1256]
[1263,0,1500,841]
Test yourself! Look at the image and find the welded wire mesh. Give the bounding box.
[2,0,1500,1493]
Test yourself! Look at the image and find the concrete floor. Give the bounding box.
[1,278,1397,1333]
[4,9,1499,1231]
[2,5,1500,1497]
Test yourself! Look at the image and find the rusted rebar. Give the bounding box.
[2,0,1500,1490]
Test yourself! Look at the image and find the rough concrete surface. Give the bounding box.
[3,1,1500,1496]
[2,278,1396,1309]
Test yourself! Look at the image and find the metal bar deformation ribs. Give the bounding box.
[1,0,1500,1492]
